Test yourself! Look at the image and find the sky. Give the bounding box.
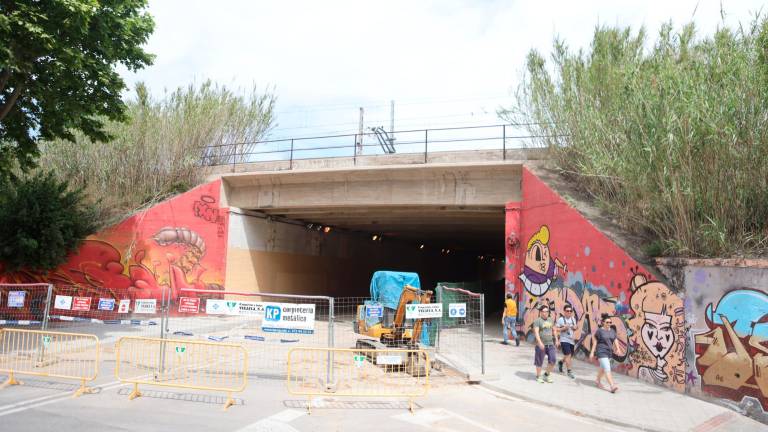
[121,0,765,143]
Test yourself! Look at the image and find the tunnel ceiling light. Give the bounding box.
[419,244,424,249]
[323,226,332,233]
[307,223,314,230]
[372,234,379,241]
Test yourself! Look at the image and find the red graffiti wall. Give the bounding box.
[0,180,229,310]
[508,167,686,391]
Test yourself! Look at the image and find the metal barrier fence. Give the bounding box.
[115,336,248,410]
[287,347,430,413]
[435,285,485,376]
[167,289,333,378]
[0,328,100,396]
[0,283,52,329]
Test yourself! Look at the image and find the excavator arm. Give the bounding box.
[388,285,433,346]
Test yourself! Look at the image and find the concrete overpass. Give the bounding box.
[205,148,545,297]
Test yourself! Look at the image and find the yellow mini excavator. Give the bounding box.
[353,271,433,376]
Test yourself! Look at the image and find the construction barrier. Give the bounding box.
[287,347,430,413]
[0,328,100,396]
[115,336,248,410]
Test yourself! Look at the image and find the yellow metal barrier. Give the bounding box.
[115,336,248,410]
[286,347,430,413]
[0,328,100,397]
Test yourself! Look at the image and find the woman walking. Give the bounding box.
[590,313,620,393]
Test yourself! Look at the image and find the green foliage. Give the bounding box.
[0,0,154,178]
[0,172,97,272]
[507,17,768,258]
[37,81,276,225]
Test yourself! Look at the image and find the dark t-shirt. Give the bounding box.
[594,328,616,358]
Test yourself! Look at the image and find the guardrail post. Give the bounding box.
[424,129,428,163]
[42,284,53,331]
[435,286,441,353]
[480,293,486,375]
[289,139,294,170]
[157,287,168,378]
[502,125,506,160]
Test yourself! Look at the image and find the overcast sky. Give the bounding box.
[121,0,765,141]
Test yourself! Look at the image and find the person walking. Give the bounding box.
[502,293,519,346]
[590,313,620,393]
[533,304,558,383]
[556,304,577,378]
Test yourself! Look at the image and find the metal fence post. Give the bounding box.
[502,125,506,161]
[327,297,335,387]
[435,286,441,353]
[157,287,168,378]
[41,284,53,331]
[480,294,486,375]
[353,134,357,166]
[289,139,294,170]
[424,129,428,163]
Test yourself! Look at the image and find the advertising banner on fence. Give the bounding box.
[178,297,200,313]
[134,299,157,314]
[98,298,115,311]
[448,303,467,318]
[405,303,443,319]
[72,297,92,311]
[261,303,315,334]
[7,291,25,308]
[54,295,73,310]
[118,299,131,313]
[205,299,264,317]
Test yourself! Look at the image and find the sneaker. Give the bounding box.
[501,341,509,345]
[567,370,575,379]
[515,339,520,346]
[558,360,563,373]
[545,374,554,383]
[536,375,545,384]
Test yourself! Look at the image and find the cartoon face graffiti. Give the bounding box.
[642,310,675,361]
[627,272,685,389]
[518,226,566,296]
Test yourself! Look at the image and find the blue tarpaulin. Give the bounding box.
[369,271,421,309]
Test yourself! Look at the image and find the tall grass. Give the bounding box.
[506,18,768,257]
[37,80,275,226]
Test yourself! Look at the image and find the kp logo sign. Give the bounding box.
[265,305,281,321]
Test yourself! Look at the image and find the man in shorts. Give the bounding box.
[533,304,559,383]
[556,304,577,378]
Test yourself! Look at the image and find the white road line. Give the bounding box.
[393,408,501,432]
[234,409,305,432]
[0,380,128,417]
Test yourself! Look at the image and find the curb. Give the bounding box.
[478,380,667,432]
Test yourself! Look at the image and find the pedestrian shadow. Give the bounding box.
[514,371,539,381]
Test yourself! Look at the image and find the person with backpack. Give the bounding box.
[556,304,577,378]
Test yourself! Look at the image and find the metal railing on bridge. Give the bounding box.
[200,123,559,170]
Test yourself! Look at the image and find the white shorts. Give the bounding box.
[598,357,611,372]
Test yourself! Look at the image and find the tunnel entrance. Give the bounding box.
[227,204,507,316]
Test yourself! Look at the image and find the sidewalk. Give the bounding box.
[478,336,765,432]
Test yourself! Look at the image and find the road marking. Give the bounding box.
[234,409,305,432]
[393,408,502,432]
[0,380,128,417]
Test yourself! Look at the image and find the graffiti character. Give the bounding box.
[519,226,566,296]
[695,288,768,410]
[627,272,685,390]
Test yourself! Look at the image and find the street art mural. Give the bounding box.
[694,288,768,411]
[626,272,686,390]
[518,225,567,296]
[0,180,229,315]
[510,168,686,393]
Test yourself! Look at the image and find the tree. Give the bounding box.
[37,81,276,226]
[0,172,98,272]
[0,0,154,178]
[507,18,768,257]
